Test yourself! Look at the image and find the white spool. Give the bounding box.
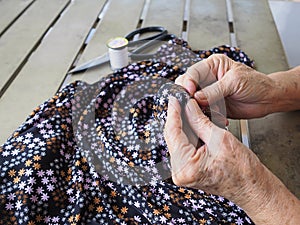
[107,37,129,70]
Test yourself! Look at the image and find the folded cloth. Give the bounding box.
[0,39,254,224]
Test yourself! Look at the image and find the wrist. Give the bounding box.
[229,159,271,210]
[268,67,300,113]
[232,163,300,224]
[269,76,294,113]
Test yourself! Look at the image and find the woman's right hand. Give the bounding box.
[164,96,300,225]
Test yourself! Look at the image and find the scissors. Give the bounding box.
[68,26,176,74]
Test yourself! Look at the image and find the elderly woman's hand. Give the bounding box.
[164,97,263,199]
[164,96,300,225]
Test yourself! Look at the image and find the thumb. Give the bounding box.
[185,99,225,156]
[185,98,214,143]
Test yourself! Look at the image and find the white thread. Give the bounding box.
[107,37,129,70]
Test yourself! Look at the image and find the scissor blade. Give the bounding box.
[68,53,109,74]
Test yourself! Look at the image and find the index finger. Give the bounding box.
[175,54,235,96]
[175,59,216,97]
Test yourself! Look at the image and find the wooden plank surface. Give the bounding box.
[188,0,230,49]
[0,0,70,95]
[142,0,185,36]
[67,0,145,84]
[0,0,33,35]
[0,0,106,143]
[232,0,299,198]
[232,0,288,73]
[249,112,300,198]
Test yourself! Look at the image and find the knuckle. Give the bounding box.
[171,171,190,187]
[186,66,199,79]
[175,75,184,85]
[171,175,184,186]
[171,161,200,187]
[207,54,226,64]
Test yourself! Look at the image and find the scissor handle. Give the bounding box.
[125,26,168,46]
[130,33,177,60]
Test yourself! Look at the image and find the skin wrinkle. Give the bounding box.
[217,57,230,79]
[242,168,283,223]
[228,69,274,118]
[293,81,298,89]
[183,56,281,119]
[268,68,300,113]
[187,61,213,89]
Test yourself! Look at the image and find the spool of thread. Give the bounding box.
[107,37,129,70]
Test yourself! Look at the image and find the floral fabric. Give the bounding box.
[0,39,254,225]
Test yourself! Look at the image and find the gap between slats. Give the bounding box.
[65,0,110,75]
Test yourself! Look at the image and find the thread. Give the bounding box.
[107,37,129,70]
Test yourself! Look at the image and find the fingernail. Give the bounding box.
[184,79,195,96]
[226,118,229,126]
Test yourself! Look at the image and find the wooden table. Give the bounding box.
[0,0,299,198]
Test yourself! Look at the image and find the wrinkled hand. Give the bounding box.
[176,54,276,119]
[164,96,265,201]
[165,96,300,225]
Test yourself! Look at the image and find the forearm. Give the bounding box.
[269,66,300,113]
[232,163,300,225]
